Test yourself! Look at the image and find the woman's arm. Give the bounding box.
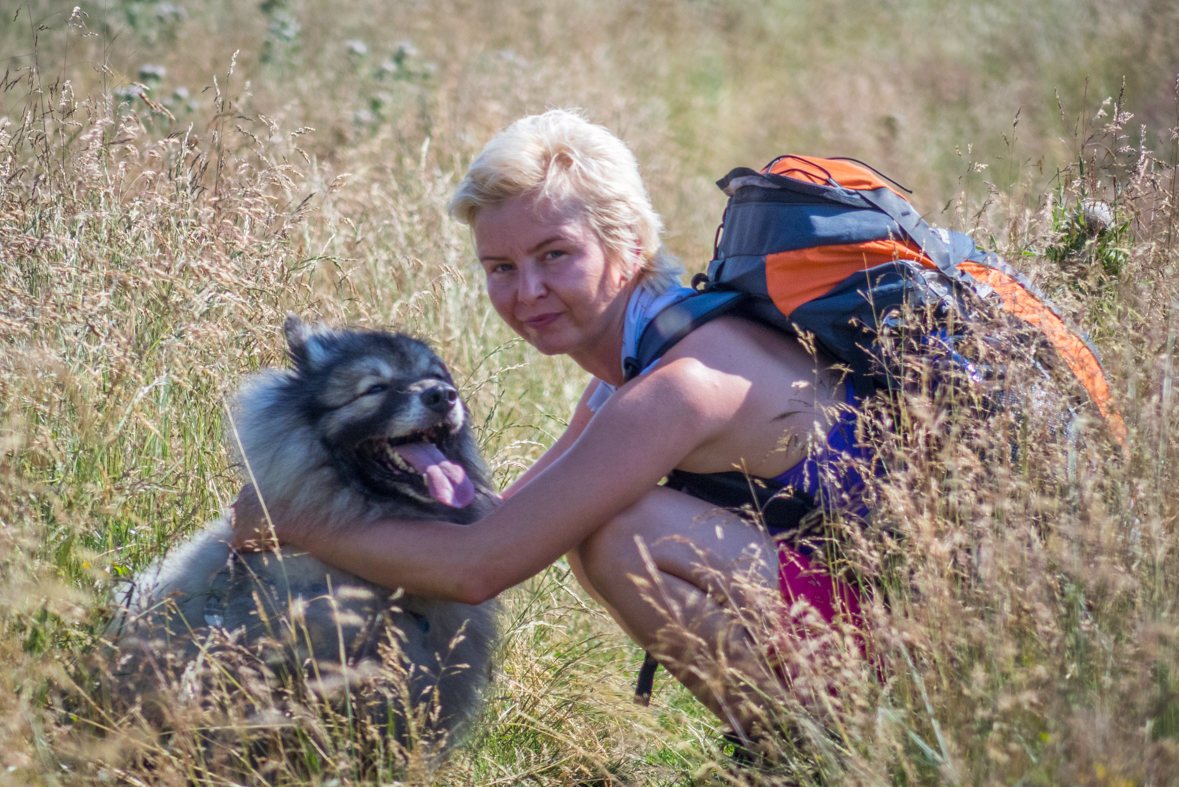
[231,381,599,549]
[501,380,599,499]
[234,356,746,605]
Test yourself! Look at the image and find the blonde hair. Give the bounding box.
[449,109,683,294]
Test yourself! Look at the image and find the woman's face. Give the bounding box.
[474,193,636,359]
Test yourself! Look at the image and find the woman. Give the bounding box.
[233,110,864,736]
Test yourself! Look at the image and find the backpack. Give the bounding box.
[628,156,1125,705]
[624,155,1126,444]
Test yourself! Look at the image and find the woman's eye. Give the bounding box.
[543,249,566,261]
[488,262,514,275]
[364,384,387,396]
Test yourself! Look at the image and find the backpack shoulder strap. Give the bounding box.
[623,289,747,382]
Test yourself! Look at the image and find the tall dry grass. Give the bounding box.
[2,0,1179,784]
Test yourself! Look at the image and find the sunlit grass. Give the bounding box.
[2,0,1178,784]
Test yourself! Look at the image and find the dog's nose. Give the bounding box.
[420,383,458,414]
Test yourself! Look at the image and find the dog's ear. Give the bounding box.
[283,314,329,372]
[283,314,309,367]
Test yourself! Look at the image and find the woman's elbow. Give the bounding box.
[451,569,506,606]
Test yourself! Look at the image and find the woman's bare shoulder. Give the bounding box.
[660,315,828,382]
[643,317,844,477]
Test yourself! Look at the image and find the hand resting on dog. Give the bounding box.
[231,482,306,553]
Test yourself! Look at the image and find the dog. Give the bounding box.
[108,315,499,754]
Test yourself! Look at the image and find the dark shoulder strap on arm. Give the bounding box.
[623,290,748,382]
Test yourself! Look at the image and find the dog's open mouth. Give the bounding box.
[360,427,475,508]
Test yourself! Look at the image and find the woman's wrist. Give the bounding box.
[279,512,322,553]
[231,483,298,551]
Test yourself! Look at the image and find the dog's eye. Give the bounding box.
[363,384,387,396]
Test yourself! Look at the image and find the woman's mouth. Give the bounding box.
[522,312,563,330]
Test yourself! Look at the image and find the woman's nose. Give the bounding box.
[517,266,547,303]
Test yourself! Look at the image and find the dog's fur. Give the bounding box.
[109,315,499,751]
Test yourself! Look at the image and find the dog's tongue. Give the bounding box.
[391,443,475,508]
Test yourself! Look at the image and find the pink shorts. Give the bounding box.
[776,545,863,626]
[773,544,876,689]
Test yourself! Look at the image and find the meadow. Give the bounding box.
[2,0,1179,784]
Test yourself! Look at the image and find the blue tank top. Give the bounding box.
[771,383,870,520]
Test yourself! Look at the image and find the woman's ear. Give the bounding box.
[627,236,643,280]
[618,255,641,284]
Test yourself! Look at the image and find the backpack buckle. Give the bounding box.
[622,356,642,382]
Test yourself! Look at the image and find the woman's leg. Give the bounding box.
[567,485,787,733]
[568,485,865,734]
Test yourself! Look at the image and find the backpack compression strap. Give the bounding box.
[854,186,981,290]
[623,289,747,383]
[634,651,660,706]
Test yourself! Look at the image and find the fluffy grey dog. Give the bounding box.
[109,315,499,751]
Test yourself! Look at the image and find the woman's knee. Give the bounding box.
[574,494,653,591]
[576,487,747,591]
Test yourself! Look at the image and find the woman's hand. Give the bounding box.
[230,483,286,552]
